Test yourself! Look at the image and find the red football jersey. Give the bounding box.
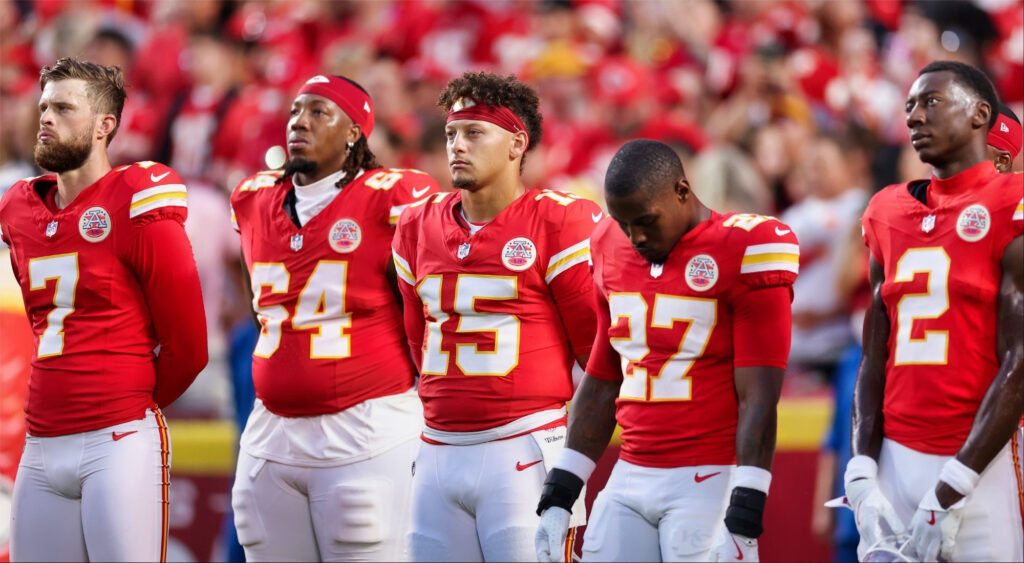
[231,167,440,417]
[862,162,1024,455]
[587,212,799,468]
[392,189,600,432]
[0,162,207,436]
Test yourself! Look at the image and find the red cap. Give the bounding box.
[296,75,375,138]
[988,113,1022,160]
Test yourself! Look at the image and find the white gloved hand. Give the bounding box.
[535,506,571,562]
[907,488,964,562]
[844,456,906,556]
[708,525,759,562]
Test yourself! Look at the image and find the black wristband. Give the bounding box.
[536,468,585,516]
[724,486,767,538]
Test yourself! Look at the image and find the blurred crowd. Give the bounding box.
[1,0,1022,559]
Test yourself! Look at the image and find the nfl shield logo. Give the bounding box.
[45,221,58,238]
[290,234,303,251]
[921,215,935,233]
[650,263,664,278]
[457,242,471,259]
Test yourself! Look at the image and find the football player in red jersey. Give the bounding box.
[987,103,1022,174]
[0,59,207,562]
[534,139,799,562]
[392,72,600,562]
[847,61,1023,562]
[229,74,440,561]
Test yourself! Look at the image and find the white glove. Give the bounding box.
[907,488,964,562]
[535,506,571,562]
[844,456,906,556]
[708,526,759,562]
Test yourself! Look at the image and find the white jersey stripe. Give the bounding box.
[389,204,410,225]
[130,184,187,205]
[128,197,187,219]
[740,261,799,274]
[392,250,415,285]
[743,242,800,256]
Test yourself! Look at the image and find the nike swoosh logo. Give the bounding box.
[694,471,721,483]
[732,535,744,560]
[151,171,171,182]
[412,186,431,198]
[516,459,543,471]
[775,227,791,236]
[928,510,936,525]
[592,212,603,223]
[112,430,138,441]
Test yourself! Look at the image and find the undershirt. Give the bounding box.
[292,169,362,226]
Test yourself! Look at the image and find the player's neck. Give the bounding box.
[55,148,112,209]
[929,143,988,180]
[460,177,526,223]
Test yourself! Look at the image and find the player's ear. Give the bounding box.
[994,151,1012,173]
[675,177,691,202]
[509,130,528,161]
[95,113,117,142]
[346,124,363,147]
[972,100,992,131]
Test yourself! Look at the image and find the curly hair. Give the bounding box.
[438,72,543,170]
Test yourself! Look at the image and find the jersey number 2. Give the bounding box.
[893,247,950,365]
[608,294,716,401]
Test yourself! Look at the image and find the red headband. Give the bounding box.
[297,75,374,137]
[446,97,530,149]
[988,113,1022,160]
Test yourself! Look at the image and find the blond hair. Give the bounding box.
[39,57,126,145]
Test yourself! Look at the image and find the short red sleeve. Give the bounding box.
[386,169,442,226]
[124,162,188,227]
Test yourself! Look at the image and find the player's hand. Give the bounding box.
[709,526,759,562]
[907,488,964,562]
[845,476,906,548]
[535,506,571,562]
[844,456,906,555]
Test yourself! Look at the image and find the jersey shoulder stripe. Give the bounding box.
[1014,197,1022,222]
[740,242,799,274]
[129,184,187,218]
[392,250,415,285]
[545,238,590,283]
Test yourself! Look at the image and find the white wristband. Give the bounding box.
[733,465,772,494]
[845,455,878,483]
[938,458,980,496]
[552,447,597,483]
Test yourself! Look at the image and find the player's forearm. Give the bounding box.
[734,366,783,469]
[565,374,620,463]
[851,261,889,459]
[940,238,1024,506]
[131,220,209,407]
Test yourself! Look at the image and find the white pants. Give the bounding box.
[410,431,579,562]
[10,409,171,562]
[875,437,1024,561]
[582,459,733,562]
[232,436,419,562]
